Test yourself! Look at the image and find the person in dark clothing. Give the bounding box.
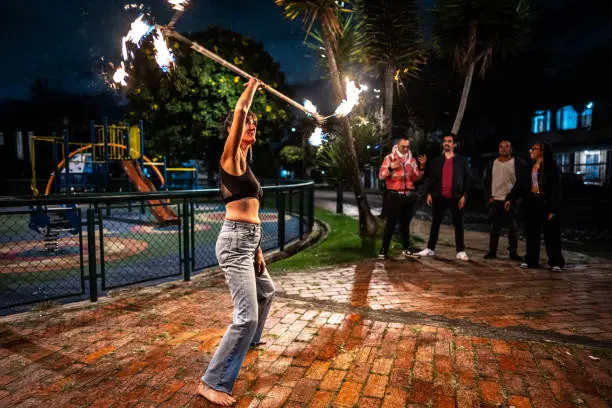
[521,142,565,271]
[483,140,528,261]
[377,138,427,259]
[416,134,471,261]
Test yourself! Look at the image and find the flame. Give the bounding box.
[122,15,154,60]
[168,0,189,11]
[333,79,367,118]
[113,62,129,86]
[303,99,319,116]
[124,3,144,10]
[153,28,175,72]
[308,127,325,147]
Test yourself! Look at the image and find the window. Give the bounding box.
[556,105,578,130]
[581,101,593,128]
[555,153,571,173]
[574,150,607,185]
[531,110,551,133]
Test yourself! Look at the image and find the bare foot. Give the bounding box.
[197,382,236,406]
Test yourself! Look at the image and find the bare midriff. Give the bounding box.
[225,197,261,225]
[531,165,540,193]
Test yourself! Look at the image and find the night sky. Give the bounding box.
[0,0,323,100]
[0,0,609,101]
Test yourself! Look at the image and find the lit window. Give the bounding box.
[581,101,593,128]
[574,149,607,185]
[556,105,578,130]
[531,110,551,133]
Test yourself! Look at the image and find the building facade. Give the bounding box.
[528,101,612,186]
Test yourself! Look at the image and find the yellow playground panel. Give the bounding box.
[94,124,141,160]
[29,123,144,195]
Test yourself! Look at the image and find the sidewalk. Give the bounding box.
[0,211,611,407]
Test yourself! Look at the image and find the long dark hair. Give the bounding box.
[537,141,557,175]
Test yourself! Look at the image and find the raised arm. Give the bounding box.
[221,78,263,172]
[378,154,392,180]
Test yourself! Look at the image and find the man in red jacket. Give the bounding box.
[378,137,427,259]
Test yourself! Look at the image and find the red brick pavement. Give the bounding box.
[273,257,612,342]
[0,220,611,407]
[0,279,611,407]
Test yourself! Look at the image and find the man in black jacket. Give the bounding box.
[483,140,528,261]
[416,134,471,261]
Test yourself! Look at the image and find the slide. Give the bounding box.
[120,160,180,226]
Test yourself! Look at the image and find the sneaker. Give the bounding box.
[416,248,435,257]
[456,251,470,261]
[378,249,388,260]
[509,253,523,262]
[402,249,418,258]
[520,263,537,269]
[483,252,496,259]
[550,266,562,272]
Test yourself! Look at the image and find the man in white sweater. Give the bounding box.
[483,140,527,261]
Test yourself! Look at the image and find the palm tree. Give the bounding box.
[276,0,378,237]
[354,0,424,148]
[432,0,532,136]
[305,13,364,80]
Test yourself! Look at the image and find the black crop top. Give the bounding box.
[219,165,263,204]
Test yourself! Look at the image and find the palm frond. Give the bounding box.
[275,0,353,41]
[432,0,533,77]
[354,0,424,80]
[305,12,364,75]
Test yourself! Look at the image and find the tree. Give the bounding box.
[276,0,378,237]
[432,0,532,136]
[305,13,363,79]
[317,117,380,186]
[124,26,291,180]
[354,0,424,148]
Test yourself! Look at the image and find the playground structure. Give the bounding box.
[28,119,203,228]
[25,119,203,252]
[29,120,199,197]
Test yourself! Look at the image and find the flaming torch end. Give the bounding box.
[113,62,129,87]
[167,0,190,28]
[303,99,325,124]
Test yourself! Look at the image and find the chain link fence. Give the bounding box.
[0,182,314,313]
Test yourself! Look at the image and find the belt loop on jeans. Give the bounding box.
[232,222,237,229]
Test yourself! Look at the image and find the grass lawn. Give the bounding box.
[269,207,423,273]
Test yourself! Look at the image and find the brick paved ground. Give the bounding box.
[0,219,611,407]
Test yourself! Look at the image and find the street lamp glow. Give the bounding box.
[308,127,325,146]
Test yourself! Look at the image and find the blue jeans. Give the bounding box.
[202,221,275,394]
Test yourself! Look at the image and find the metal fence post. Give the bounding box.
[299,189,304,239]
[277,191,286,251]
[190,200,195,273]
[308,185,315,232]
[86,208,98,302]
[97,207,106,290]
[182,199,191,281]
